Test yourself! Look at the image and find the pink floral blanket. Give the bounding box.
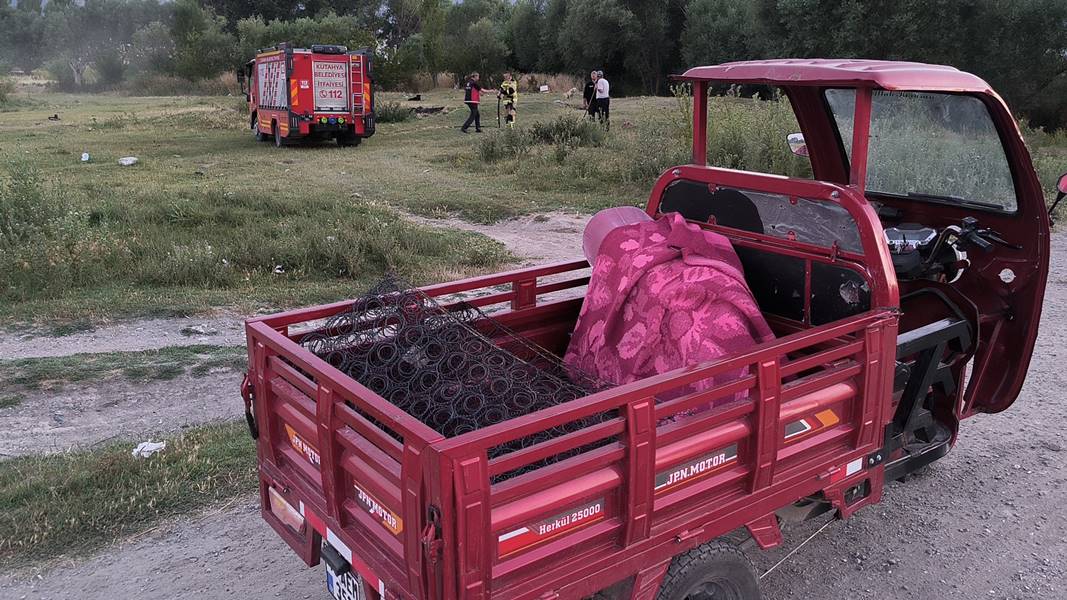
[564,213,774,401]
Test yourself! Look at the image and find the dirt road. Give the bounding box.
[2,224,1065,600]
[0,315,247,360]
[0,372,243,457]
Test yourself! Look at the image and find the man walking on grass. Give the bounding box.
[594,70,610,130]
[583,70,597,119]
[461,72,486,133]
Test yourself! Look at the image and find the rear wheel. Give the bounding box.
[273,124,284,147]
[255,125,269,142]
[657,541,760,600]
[337,133,361,148]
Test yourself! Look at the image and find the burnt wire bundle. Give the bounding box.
[300,277,613,470]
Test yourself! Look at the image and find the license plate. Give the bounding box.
[325,559,365,600]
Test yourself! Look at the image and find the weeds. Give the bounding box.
[0,394,24,409]
[0,162,511,310]
[0,421,256,566]
[529,115,605,147]
[0,77,14,104]
[478,127,534,163]
[123,72,242,97]
[0,345,246,391]
[469,90,810,206]
[375,101,414,123]
[0,162,122,299]
[47,320,96,337]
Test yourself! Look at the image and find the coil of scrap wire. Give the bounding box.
[300,276,614,475]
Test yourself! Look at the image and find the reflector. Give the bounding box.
[268,486,305,533]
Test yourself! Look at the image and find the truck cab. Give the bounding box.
[670,59,1053,479]
[243,42,375,148]
[241,60,1059,600]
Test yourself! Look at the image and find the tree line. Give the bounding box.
[2,0,1065,129]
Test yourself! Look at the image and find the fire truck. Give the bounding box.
[243,43,375,147]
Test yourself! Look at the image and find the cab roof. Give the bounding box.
[676,59,992,93]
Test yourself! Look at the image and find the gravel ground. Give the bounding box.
[0,372,243,457]
[0,501,321,600]
[404,210,590,266]
[1,227,1063,600]
[0,316,246,360]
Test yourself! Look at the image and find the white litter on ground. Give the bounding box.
[118,156,139,166]
[132,441,166,458]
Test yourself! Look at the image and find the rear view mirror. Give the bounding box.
[787,133,808,157]
[1047,171,1067,224]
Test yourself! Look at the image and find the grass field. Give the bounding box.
[1,85,1064,326]
[0,421,255,566]
[0,89,682,325]
[0,345,245,394]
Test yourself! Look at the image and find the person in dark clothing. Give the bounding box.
[593,70,610,130]
[461,72,485,133]
[582,70,597,119]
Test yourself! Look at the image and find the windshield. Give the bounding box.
[825,89,1017,212]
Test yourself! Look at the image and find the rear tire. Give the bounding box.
[255,126,269,142]
[273,124,284,147]
[657,541,761,600]
[337,133,361,148]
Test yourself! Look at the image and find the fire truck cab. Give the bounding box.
[243,43,375,148]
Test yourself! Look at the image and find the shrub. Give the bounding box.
[45,58,78,90]
[0,78,13,105]
[519,73,582,94]
[95,50,126,86]
[0,163,122,299]
[529,115,605,147]
[375,101,414,123]
[124,73,240,97]
[477,128,534,163]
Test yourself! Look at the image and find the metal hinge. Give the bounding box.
[422,505,443,565]
[240,375,258,440]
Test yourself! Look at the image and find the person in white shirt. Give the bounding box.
[594,70,610,130]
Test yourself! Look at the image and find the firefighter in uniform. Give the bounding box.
[498,72,518,128]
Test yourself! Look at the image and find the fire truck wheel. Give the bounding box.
[255,127,269,142]
[337,134,362,147]
[657,541,761,600]
[273,125,285,147]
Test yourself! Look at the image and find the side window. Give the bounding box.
[825,89,1017,212]
[705,88,813,179]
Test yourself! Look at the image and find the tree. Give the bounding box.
[441,1,509,78]
[0,4,47,72]
[621,0,685,94]
[444,16,508,79]
[43,0,166,87]
[417,0,447,86]
[130,21,176,75]
[509,0,544,73]
[558,0,634,79]
[681,0,760,68]
[538,0,567,73]
[235,11,375,59]
[168,0,236,80]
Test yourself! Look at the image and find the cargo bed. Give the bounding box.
[244,256,896,600]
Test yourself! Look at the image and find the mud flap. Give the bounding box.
[745,513,783,549]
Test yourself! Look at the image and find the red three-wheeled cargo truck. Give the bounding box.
[241,60,1064,599]
[243,42,375,148]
